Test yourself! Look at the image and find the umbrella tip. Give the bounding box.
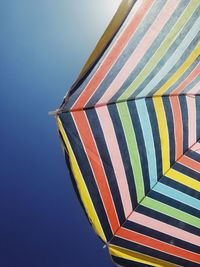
[48,109,60,116]
[103,242,109,249]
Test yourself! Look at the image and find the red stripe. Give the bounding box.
[72,111,120,232]
[171,63,200,95]
[72,0,154,110]
[117,227,200,263]
[179,155,200,173]
[170,97,183,160]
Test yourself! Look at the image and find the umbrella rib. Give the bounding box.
[106,137,200,246]
[58,113,200,246]
[56,93,200,114]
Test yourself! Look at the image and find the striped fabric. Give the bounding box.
[56,0,200,266]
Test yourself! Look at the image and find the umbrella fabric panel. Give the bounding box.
[57,116,113,242]
[61,0,200,112]
[58,100,200,265]
[56,0,200,266]
[108,141,200,266]
[57,96,200,236]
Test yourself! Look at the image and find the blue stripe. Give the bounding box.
[136,99,157,187]
[154,182,200,210]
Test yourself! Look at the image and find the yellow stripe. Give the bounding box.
[109,245,180,267]
[57,117,106,242]
[155,43,200,95]
[166,168,200,191]
[153,97,170,173]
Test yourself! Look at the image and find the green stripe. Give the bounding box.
[117,102,145,201]
[119,0,199,100]
[141,197,200,229]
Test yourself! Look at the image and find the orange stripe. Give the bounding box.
[72,111,119,232]
[72,0,154,110]
[117,227,200,263]
[179,155,200,173]
[170,96,183,160]
[171,63,200,95]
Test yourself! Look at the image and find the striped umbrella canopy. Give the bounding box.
[55,0,200,266]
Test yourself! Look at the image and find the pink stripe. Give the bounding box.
[187,80,200,95]
[71,0,153,110]
[129,212,200,247]
[190,142,200,154]
[96,106,132,217]
[187,96,196,147]
[72,111,120,230]
[97,0,180,105]
[171,63,200,95]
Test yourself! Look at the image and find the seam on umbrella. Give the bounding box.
[57,93,200,114]
[58,113,200,245]
[106,137,200,246]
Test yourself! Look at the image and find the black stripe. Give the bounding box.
[111,236,200,267]
[160,177,200,201]
[125,220,200,254]
[59,113,113,240]
[86,0,166,106]
[59,131,89,218]
[130,4,200,98]
[128,100,150,195]
[116,0,190,100]
[173,162,200,182]
[146,31,200,97]
[136,205,200,236]
[164,56,200,95]
[60,1,137,111]
[86,108,126,225]
[146,98,163,179]
[148,190,200,219]
[108,104,138,208]
[183,74,200,94]
[149,50,199,96]
[186,149,200,162]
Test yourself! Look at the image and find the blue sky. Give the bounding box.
[0,1,121,266]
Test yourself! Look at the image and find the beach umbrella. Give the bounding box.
[54,0,200,266]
